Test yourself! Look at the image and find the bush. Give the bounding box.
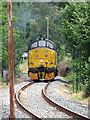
[84,83,90,98]
[64,72,76,84]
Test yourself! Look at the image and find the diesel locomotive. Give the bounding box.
[28,38,58,80]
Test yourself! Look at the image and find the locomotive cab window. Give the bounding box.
[39,40,46,47]
[31,42,37,49]
[47,42,54,49]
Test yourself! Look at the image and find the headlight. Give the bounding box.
[40,60,43,62]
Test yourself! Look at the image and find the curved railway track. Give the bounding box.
[15,81,41,120]
[42,81,89,120]
[15,80,89,120]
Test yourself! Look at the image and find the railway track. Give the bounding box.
[15,80,89,120]
[42,81,89,120]
[15,81,41,120]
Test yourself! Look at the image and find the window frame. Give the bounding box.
[28,39,56,51]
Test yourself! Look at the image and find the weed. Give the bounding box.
[72,95,84,101]
[1,83,5,85]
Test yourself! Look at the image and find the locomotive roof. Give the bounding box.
[28,38,56,51]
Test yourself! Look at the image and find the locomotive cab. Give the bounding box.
[28,38,58,80]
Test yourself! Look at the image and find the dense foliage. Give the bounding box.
[1,2,29,77]
[1,2,90,96]
[60,2,90,96]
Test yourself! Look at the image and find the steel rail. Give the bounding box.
[15,81,42,120]
[42,81,89,120]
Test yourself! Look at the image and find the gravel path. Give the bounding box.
[0,74,33,119]
[20,82,72,119]
[47,80,89,118]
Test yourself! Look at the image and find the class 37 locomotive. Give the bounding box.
[28,38,58,81]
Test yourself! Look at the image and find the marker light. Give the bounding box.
[45,55,48,57]
[36,55,38,57]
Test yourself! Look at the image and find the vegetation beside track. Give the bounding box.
[19,60,28,74]
[55,81,89,105]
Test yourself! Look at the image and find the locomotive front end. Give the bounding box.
[28,38,58,81]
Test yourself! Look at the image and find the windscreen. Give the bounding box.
[31,42,37,49]
[47,42,54,49]
[39,40,46,47]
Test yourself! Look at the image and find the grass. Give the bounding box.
[0,81,8,89]
[1,82,5,85]
[64,72,88,102]
[70,90,86,102]
[70,91,84,100]
[55,83,88,104]
[63,78,89,104]
[19,60,28,74]
[72,95,84,100]
[64,72,76,84]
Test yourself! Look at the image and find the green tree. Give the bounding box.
[60,2,89,96]
[2,2,30,77]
